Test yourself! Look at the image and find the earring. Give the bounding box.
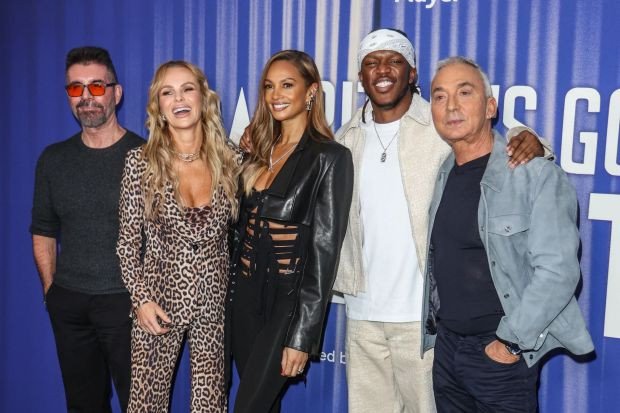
[160,114,167,122]
[305,91,316,111]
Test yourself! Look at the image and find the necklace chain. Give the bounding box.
[372,114,399,163]
[269,135,297,172]
[171,149,200,163]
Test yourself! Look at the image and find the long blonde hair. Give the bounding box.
[242,50,333,194]
[142,60,238,218]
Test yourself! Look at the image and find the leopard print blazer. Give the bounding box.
[117,146,234,325]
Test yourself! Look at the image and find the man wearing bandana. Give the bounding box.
[333,29,546,412]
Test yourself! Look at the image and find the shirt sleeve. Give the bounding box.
[495,162,581,350]
[30,150,60,238]
[506,125,555,160]
[116,149,151,310]
[284,147,354,355]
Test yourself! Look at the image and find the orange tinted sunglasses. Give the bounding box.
[65,81,117,97]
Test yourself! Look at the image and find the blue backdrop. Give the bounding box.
[1,0,619,412]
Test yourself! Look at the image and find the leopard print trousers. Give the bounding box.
[128,316,226,412]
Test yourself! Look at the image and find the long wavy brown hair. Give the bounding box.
[242,50,333,194]
[141,60,239,218]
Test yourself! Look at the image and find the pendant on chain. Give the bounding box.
[372,113,398,165]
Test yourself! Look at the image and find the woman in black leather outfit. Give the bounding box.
[229,50,353,413]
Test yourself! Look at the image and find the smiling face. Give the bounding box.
[263,60,317,128]
[66,63,121,129]
[157,66,203,133]
[430,62,497,146]
[359,50,416,115]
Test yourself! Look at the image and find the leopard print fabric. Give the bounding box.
[117,147,232,325]
[117,146,236,412]
[129,317,226,412]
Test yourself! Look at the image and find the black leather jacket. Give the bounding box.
[230,132,353,355]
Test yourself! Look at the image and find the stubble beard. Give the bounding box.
[76,100,114,128]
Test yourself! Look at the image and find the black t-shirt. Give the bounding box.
[31,130,144,294]
[430,153,504,335]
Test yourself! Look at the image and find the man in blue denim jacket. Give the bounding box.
[421,56,594,412]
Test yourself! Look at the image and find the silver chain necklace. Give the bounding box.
[372,115,399,162]
[269,135,297,172]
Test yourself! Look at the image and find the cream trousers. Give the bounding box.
[345,319,436,413]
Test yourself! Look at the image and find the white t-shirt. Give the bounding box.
[344,119,424,322]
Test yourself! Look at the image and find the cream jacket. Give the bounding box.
[333,94,450,296]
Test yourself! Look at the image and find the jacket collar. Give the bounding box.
[340,92,431,135]
[480,131,510,193]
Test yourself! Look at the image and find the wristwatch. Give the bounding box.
[501,340,522,356]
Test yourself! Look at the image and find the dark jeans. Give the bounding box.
[433,324,539,413]
[46,283,132,413]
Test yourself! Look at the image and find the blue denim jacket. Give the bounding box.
[421,131,594,367]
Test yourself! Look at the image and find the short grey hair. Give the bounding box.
[435,56,493,98]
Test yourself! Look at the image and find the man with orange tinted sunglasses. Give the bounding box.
[30,46,143,412]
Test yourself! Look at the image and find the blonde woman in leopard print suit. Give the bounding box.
[117,61,240,412]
